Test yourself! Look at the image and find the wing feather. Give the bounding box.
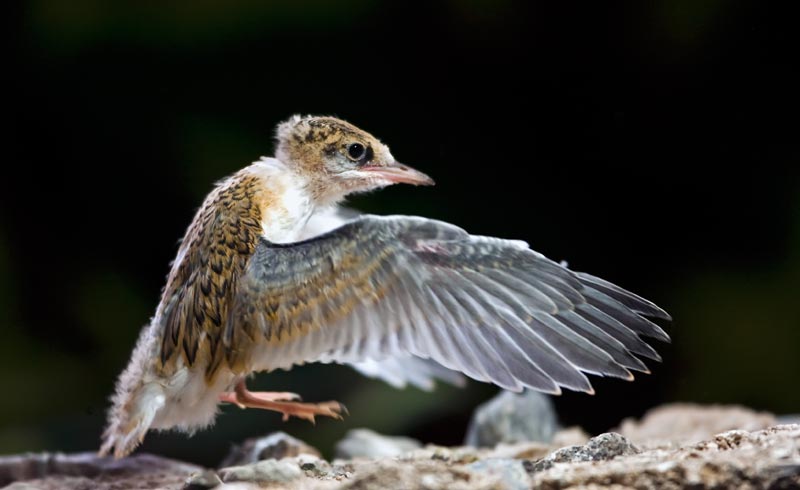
[231,215,670,394]
[350,356,466,391]
[577,272,671,321]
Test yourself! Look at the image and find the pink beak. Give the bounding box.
[361,162,435,186]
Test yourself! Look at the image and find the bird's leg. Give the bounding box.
[219,380,346,423]
[218,388,301,408]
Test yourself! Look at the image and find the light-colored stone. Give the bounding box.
[465,390,558,447]
[0,452,203,490]
[488,442,552,460]
[467,458,531,490]
[616,402,777,447]
[219,459,302,485]
[401,444,483,464]
[338,458,499,490]
[528,424,800,489]
[777,414,800,425]
[296,454,334,478]
[1,405,797,490]
[183,469,223,489]
[338,424,800,489]
[3,483,45,490]
[335,428,421,459]
[220,431,321,467]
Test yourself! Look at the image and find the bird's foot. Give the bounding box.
[219,390,301,408]
[222,381,346,423]
[273,400,347,423]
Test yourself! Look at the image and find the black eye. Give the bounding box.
[346,143,366,161]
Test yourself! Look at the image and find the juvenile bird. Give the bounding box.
[100,115,671,458]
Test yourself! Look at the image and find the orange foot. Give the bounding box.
[218,390,301,408]
[219,380,347,423]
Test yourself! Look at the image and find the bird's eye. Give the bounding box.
[346,143,366,161]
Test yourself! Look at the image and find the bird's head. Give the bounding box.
[275,115,434,205]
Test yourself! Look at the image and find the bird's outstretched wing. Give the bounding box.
[226,215,670,394]
[297,207,468,389]
[349,355,466,391]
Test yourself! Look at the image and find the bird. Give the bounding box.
[99,115,671,458]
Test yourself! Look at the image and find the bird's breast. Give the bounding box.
[255,167,315,244]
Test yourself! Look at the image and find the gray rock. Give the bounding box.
[220,431,320,467]
[0,404,797,490]
[295,453,333,478]
[529,425,800,489]
[0,452,202,489]
[465,390,558,447]
[335,428,422,459]
[777,414,800,425]
[342,458,496,490]
[182,469,222,489]
[527,432,639,472]
[467,458,531,490]
[218,458,302,484]
[617,402,777,447]
[3,484,45,490]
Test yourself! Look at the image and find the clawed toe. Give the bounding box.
[279,400,347,423]
[222,381,346,424]
[264,391,302,402]
[219,389,302,406]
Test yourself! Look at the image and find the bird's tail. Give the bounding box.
[99,326,166,459]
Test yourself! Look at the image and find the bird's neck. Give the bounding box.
[249,157,319,243]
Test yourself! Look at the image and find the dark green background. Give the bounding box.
[5,1,799,466]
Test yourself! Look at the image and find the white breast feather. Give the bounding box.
[252,157,315,243]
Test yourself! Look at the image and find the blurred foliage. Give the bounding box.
[5,0,799,466]
[671,196,800,411]
[657,0,730,45]
[26,0,375,51]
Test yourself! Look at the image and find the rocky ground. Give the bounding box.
[2,401,798,490]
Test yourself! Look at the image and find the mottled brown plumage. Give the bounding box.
[159,172,266,379]
[101,115,669,459]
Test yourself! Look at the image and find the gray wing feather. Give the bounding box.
[350,356,466,391]
[233,215,670,394]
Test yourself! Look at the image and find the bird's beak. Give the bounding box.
[360,162,435,186]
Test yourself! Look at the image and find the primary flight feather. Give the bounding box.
[101,115,670,458]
